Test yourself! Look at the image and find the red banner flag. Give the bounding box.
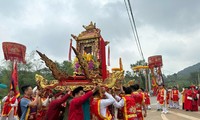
[2,42,26,64]
[10,61,20,98]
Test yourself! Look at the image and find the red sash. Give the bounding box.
[2,96,17,116]
[159,89,165,105]
[172,90,179,102]
[90,98,112,120]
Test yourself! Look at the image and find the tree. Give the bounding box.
[0,51,75,98]
[56,60,74,76]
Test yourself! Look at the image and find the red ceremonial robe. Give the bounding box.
[158,88,165,105]
[68,91,93,120]
[198,89,200,106]
[45,94,70,120]
[172,90,179,102]
[2,96,17,116]
[184,89,190,110]
[131,92,144,120]
[122,95,137,120]
[191,90,198,111]
[90,98,112,120]
[144,92,150,105]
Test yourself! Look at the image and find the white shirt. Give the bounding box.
[113,95,124,108]
[42,97,50,106]
[99,92,115,117]
[2,96,18,110]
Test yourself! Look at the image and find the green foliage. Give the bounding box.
[124,60,148,89]
[0,52,75,98]
[127,61,200,91]
[55,60,74,76]
[130,60,146,68]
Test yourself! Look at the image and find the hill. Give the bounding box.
[177,62,200,77]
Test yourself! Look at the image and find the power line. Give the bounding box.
[124,0,145,61]
[124,0,142,60]
[127,0,145,61]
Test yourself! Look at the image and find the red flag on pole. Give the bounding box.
[10,61,20,98]
[68,39,72,61]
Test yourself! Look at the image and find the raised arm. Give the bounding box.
[54,92,71,105]
[29,94,40,107]
[42,97,50,106]
[11,99,18,107]
[73,91,93,106]
[113,98,124,108]
[74,85,99,106]
[100,92,115,108]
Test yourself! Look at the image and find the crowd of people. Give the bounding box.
[1,83,199,120]
[156,84,200,114]
[0,83,151,120]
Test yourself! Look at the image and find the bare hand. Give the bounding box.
[36,90,41,96]
[101,87,106,94]
[67,90,71,95]
[92,84,100,93]
[144,112,147,117]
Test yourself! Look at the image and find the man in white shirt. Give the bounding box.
[90,87,115,119]
[1,90,18,120]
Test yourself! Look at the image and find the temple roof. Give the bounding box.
[71,22,101,41]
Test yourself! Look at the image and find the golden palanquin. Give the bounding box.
[35,22,124,92]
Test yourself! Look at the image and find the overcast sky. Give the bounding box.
[1,0,200,75]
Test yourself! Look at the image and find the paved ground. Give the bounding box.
[145,96,200,120]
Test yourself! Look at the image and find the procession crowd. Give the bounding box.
[0,83,199,120]
[156,85,199,114]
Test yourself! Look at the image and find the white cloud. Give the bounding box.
[0,0,200,75]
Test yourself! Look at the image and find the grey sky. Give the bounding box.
[1,0,200,75]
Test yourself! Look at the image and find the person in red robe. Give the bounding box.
[144,89,151,110]
[181,87,188,110]
[68,85,99,120]
[113,87,137,120]
[156,87,161,111]
[1,90,18,120]
[198,87,200,106]
[90,87,115,120]
[184,87,191,111]
[131,84,147,120]
[45,90,71,120]
[190,86,198,111]
[37,94,51,120]
[166,87,173,108]
[185,85,198,111]
[171,86,179,109]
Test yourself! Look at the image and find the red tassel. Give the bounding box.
[68,39,72,61]
[108,46,110,66]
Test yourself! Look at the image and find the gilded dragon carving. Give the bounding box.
[36,50,68,80]
[35,50,124,91]
[35,22,124,92]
